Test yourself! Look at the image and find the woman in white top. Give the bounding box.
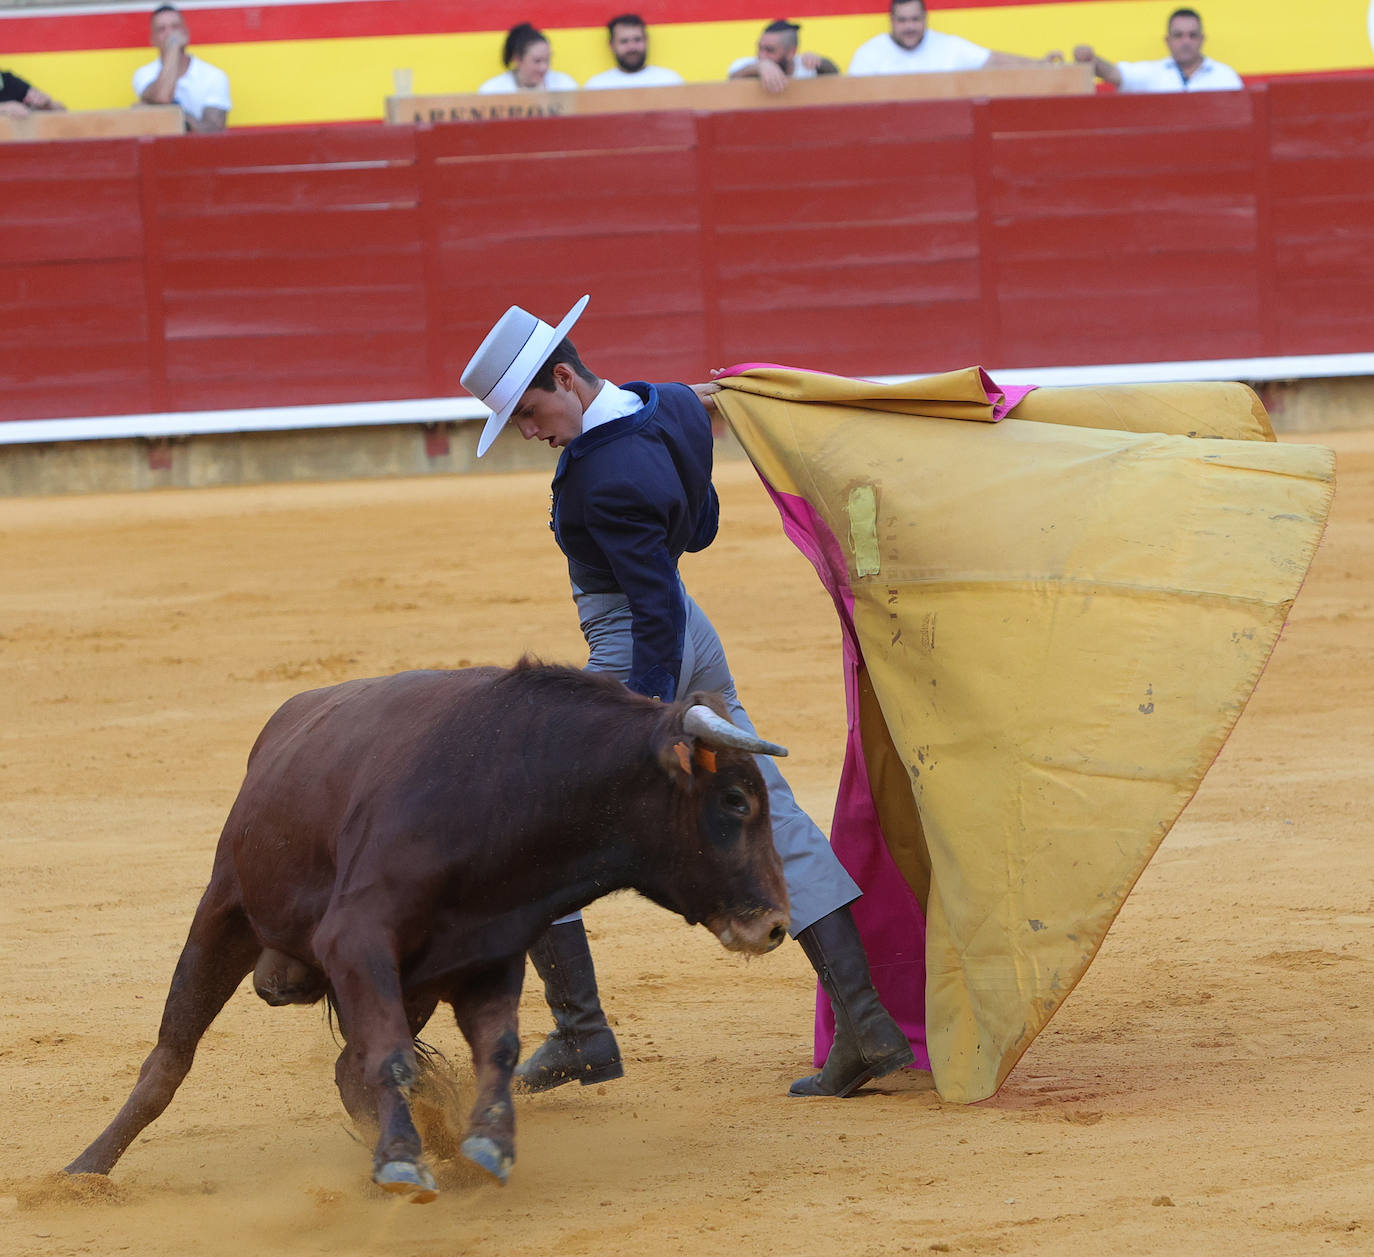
[478,22,579,94]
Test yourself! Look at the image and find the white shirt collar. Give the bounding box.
[581,380,643,433]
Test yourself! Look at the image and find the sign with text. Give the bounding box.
[385,64,1092,125]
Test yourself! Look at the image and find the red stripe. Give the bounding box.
[1,0,1103,55]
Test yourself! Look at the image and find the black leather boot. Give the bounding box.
[514,920,624,1092]
[789,906,915,1097]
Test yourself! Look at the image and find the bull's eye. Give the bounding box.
[722,786,751,816]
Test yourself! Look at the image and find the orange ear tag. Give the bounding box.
[673,741,692,774]
[693,746,717,773]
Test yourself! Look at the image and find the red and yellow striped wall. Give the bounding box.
[3,0,1373,127]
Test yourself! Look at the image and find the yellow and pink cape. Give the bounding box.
[715,366,1334,1102]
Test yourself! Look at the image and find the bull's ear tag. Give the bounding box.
[693,746,717,773]
[672,741,692,775]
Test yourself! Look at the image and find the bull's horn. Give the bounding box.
[682,705,788,757]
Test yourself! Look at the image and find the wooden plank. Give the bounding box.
[163,286,426,339]
[711,219,980,271]
[980,88,1254,135]
[0,107,181,143]
[424,148,699,216]
[986,168,1259,216]
[989,208,1256,258]
[706,141,977,198]
[163,332,429,410]
[0,107,183,144]
[419,109,697,160]
[707,99,975,149]
[149,165,422,214]
[1267,153,1374,199]
[145,125,418,173]
[157,207,424,258]
[0,180,144,263]
[719,255,983,307]
[988,125,1256,177]
[1,301,148,350]
[386,64,1092,126]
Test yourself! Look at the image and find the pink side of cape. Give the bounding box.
[762,483,933,1071]
[734,364,1034,1070]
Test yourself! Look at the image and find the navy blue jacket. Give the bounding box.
[551,382,719,702]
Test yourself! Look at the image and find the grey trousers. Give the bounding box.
[554,583,860,935]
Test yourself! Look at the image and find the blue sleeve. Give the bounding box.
[582,479,684,702]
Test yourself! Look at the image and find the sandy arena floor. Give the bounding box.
[2,433,1371,1257]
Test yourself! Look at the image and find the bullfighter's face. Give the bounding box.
[512,370,584,448]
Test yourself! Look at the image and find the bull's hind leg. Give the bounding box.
[449,955,524,1185]
[314,916,436,1202]
[65,884,259,1176]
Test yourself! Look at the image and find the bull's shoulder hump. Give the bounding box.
[254,667,504,742]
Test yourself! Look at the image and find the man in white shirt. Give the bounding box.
[848,0,1061,76]
[728,19,838,95]
[133,5,231,132]
[586,13,685,90]
[1074,8,1243,93]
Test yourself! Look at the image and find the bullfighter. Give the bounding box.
[461,295,914,1098]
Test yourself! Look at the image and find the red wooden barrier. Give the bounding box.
[701,100,984,374]
[1,140,152,420]
[1267,79,1374,356]
[418,110,708,393]
[141,126,428,413]
[2,79,1373,424]
[978,90,1265,368]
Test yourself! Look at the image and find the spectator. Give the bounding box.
[1074,8,1242,92]
[1,68,66,119]
[849,0,1062,75]
[728,19,838,95]
[585,13,685,89]
[133,6,231,132]
[479,22,579,94]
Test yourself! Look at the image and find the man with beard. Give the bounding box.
[849,0,1062,75]
[586,14,685,89]
[728,19,838,95]
[1074,8,1242,92]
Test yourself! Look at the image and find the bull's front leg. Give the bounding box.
[333,991,442,1133]
[314,915,435,1203]
[449,955,524,1184]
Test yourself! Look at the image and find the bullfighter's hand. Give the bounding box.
[690,381,722,413]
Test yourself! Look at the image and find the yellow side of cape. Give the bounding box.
[716,368,1334,1103]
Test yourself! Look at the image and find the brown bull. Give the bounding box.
[65,661,790,1199]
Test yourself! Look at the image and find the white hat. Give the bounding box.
[460,295,590,457]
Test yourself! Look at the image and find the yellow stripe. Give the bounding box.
[7,5,1370,127]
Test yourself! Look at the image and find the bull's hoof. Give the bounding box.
[460,1135,513,1185]
[62,1157,108,1177]
[373,1159,437,1204]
